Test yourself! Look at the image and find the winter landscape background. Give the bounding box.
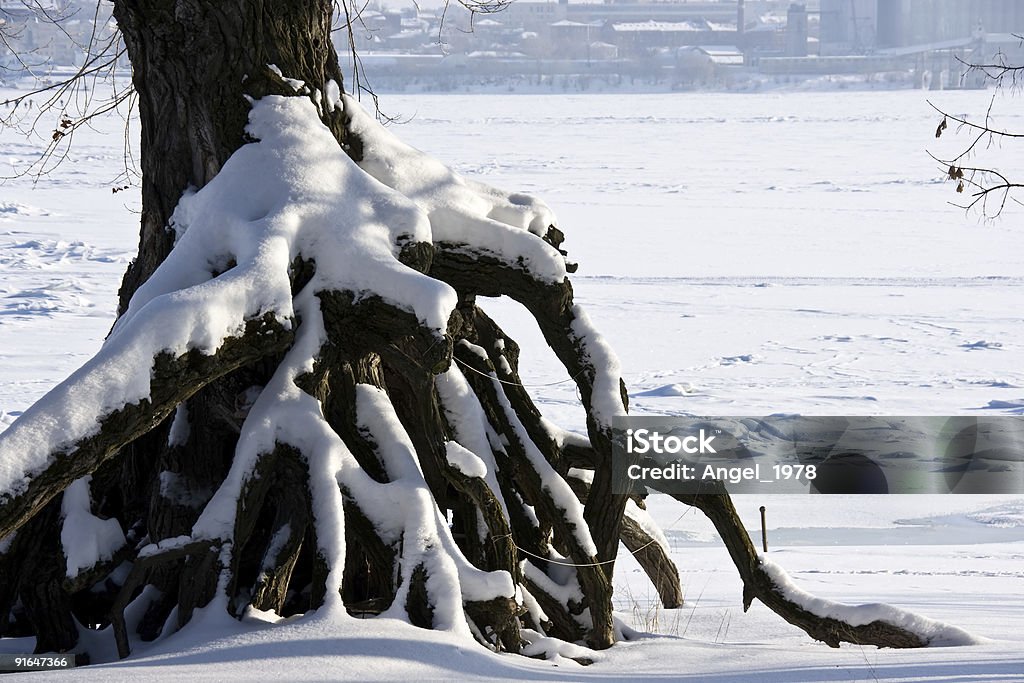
[1,86,1023,680]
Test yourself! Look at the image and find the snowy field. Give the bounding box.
[2,88,1024,681]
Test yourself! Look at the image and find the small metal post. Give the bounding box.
[759,505,768,553]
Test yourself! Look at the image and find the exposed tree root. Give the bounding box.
[0,314,293,541]
[668,485,927,648]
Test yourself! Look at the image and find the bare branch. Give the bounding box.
[1,1,132,184]
[927,57,1024,218]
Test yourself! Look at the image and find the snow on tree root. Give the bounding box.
[129,94,458,334]
[0,93,460,540]
[149,92,606,651]
[445,339,620,648]
[435,366,511,519]
[759,557,982,647]
[0,310,292,543]
[57,92,587,657]
[662,486,943,649]
[342,93,566,283]
[60,476,127,579]
[353,385,517,635]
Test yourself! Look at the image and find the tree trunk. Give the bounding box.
[112,0,353,311]
[106,0,354,637]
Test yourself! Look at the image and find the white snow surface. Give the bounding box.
[2,89,1024,681]
[444,440,488,478]
[60,476,126,578]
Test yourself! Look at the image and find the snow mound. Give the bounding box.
[633,383,694,397]
[18,602,605,679]
[759,557,983,647]
[978,399,1024,414]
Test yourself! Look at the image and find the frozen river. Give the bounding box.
[3,89,1022,427]
[379,90,1024,422]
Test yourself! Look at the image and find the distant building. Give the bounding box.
[820,0,877,54]
[785,3,808,56]
[608,19,741,57]
[877,0,1008,48]
[503,1,568,34]
[685,45,745,66]
[550,20,600,58]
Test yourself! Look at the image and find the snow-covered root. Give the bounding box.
[345,92,633,596]
[351,385,522,648]
[654,482,935,648]
[343,94,568,283]
[758,558,979,647]
[111,536,218,658]
[447,350,607,629]
[93,292,555,656]
[0,92,456,543]
[0,310,292,544]
[422,248,631,571]
[0,89,667,662]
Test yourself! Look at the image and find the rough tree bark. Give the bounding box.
[113,0,355,309]
[0,0,934,665]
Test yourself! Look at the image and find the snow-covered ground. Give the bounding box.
[2,88,1023,681]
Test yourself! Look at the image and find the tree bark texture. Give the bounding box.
[112,0,353,313]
